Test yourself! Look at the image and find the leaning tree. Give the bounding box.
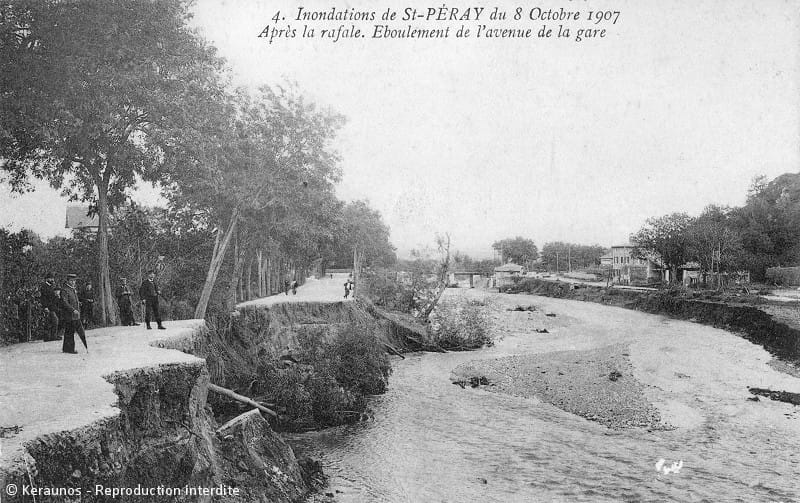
[0,0,225,323]
[163,85,345,318]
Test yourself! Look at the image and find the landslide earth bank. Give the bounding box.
[0,321,317,503]
[454,345,671,430]
[1,298,413,502]
[1,359,310,503]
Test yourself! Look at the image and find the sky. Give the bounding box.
[2,0,799,258]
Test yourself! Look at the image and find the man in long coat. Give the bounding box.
[80,282,95,328]
[60,274,84,354]
[116,277,138,326]
[139,271,165,330]
[39,272,60,341]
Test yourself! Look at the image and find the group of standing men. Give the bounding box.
[283,278,298,296]
[40,270,165,354]
[343,276,355,298]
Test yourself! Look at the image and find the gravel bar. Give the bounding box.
[454,344,673,430]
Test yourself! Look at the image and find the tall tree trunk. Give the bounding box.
[257,249,264,297]
[352,247,363,300]
[266,256,271,295]
[194,208,239,319]
[96,187,117,325]
[226,232,245,310]
[246,255,253,300]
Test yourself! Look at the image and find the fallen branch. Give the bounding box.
[401,332,446,352]
[382,342,405,359]
[208,383,277,418]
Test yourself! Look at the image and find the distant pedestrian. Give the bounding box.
[139,271,165,330]
[53,285,66,339]
[39,272,61,341]
[80,282,95,328]
[291,280,298,295]
[343,280,351,299]
[60,274,85,354]
[283,279,290,296]
[116,277,138,326]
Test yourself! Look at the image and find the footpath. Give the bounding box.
[0,275,349,479]
[237,273,353,309]
[0,320,205,468]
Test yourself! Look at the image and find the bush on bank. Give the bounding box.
[196,311,391,430]
[427,299,493,350]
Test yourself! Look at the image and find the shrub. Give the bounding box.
[361,269,415,313]
[427,299,493,350]
[196,311,391,430]
[325,327,391,395]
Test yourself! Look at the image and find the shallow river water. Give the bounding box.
[290,293,800,502]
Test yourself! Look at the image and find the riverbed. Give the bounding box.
[290,290,800,502]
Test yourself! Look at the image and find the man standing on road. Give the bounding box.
[60,274,84,354]
[80,282,95,328]
[116,277,138,326]
[139,271,165,330]
[39,272,60,341]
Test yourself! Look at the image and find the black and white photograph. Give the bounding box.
[1,0,799,501]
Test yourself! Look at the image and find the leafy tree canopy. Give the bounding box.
[631,212,694,281]
[491,236,538,265]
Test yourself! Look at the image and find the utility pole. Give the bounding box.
[568,244,572,273]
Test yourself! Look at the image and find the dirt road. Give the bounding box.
[0,320,204,469]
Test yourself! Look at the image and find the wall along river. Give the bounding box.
[289,291,800,502]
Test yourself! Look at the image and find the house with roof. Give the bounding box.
[610,244,663,285]
[64,205,105,235]
[65,206,99,231]
[493,262,525,288]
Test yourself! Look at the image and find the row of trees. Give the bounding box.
[491,237,538,268]
[0,0,396,326]
[539,242,607,272]
[631,173,800,283]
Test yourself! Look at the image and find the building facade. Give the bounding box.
[610,245,662,285]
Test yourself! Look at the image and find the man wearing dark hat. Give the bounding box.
[116,277,138,326]
[139,270,165,330]
[80,282,95,328]
[60,274,84,353]
[39,272,61,341]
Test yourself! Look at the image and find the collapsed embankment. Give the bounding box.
[0,298,417,502]
[501,279,800,363]
[226,300,413,358]
[196,300,417,430]
[0,325,311,503]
